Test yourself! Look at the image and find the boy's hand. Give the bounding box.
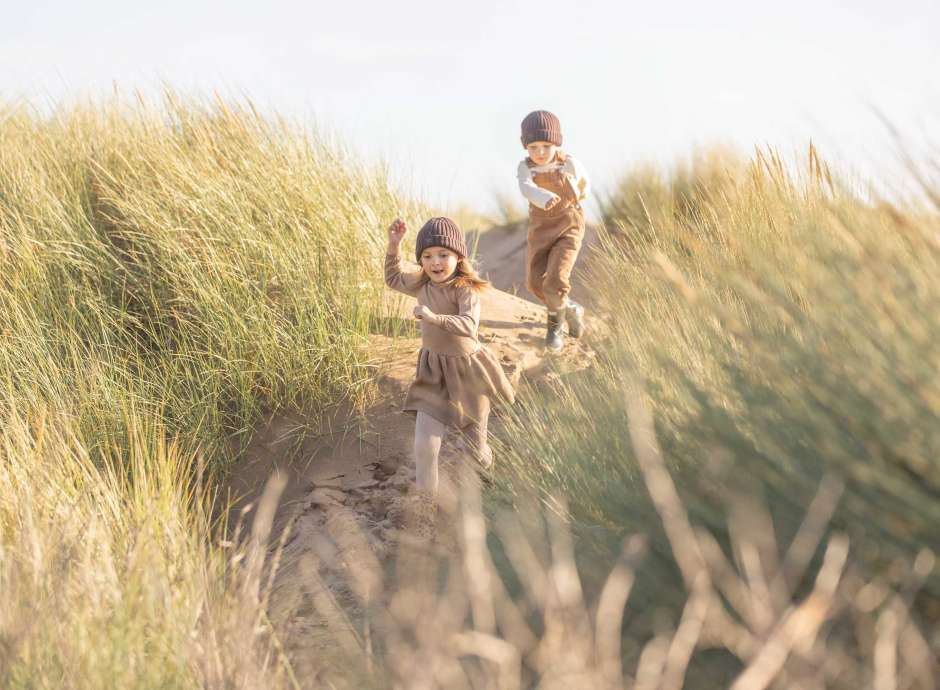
[544,195,561,210]
[388,218,407,245]
[413,305,436,321]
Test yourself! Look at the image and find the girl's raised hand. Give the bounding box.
[388,218,407,245]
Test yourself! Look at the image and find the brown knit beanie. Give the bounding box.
[520,110,562,147]
[415,217,467,261]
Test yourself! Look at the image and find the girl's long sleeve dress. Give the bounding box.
[385,253,515,428]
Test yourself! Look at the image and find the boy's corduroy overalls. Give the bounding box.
[524,152,586,311]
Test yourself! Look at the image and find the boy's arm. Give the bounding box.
[432,288,479,338]
[384,248,425,297]
[517,160,560,210]
[565,155,591,201]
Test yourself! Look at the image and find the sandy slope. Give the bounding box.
[219,234,601,683]
[221,284,584,527]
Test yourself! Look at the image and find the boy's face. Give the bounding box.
[526,141,557,166]
[420,246,459,283]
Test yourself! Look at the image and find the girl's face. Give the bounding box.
[526,141,557,166]
[420,246,459,283]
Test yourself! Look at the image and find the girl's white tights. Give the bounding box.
[414,412,445,491]
[414,412,491,493]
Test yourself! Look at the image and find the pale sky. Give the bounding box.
[3,0,938,215]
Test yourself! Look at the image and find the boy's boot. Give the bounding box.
[565,300,586,338]
[545,309,565,351]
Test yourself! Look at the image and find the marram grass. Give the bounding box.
[498,145,940,601]
[0,93,421,473]
[3,95,939,687]
[0,94,419,688]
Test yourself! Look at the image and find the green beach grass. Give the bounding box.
[0,93,419,687]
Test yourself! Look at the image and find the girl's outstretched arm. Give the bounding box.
[431,288,480,338]
[385,219,424,297]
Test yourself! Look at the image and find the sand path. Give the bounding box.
[219,223,602,683]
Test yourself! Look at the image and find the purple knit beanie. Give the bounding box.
[520,110,562,147]
[415,217,467,261]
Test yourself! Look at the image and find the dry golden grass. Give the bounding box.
[495,143,940,684]
[2,93,937,688]
[0,93,421,687]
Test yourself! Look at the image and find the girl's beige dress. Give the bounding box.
[385,253,515,429]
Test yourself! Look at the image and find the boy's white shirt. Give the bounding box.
[516,153,591,210]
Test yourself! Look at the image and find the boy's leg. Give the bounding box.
[543,225,584,311]
[525,231,551,304]
[414,412,446,492]
[529,217,577,351]
[525,245,549,304]
[540,234,568,350]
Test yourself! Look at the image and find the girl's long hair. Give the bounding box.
[451,258,489,292]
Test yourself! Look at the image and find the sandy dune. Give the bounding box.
[219,233,601,683]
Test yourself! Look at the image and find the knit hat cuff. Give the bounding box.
[522,129,562,147]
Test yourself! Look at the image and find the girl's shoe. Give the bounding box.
[456,435,493,471]
[565,301,585,338]
[477,444,494,470]
[545,310,565,351]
